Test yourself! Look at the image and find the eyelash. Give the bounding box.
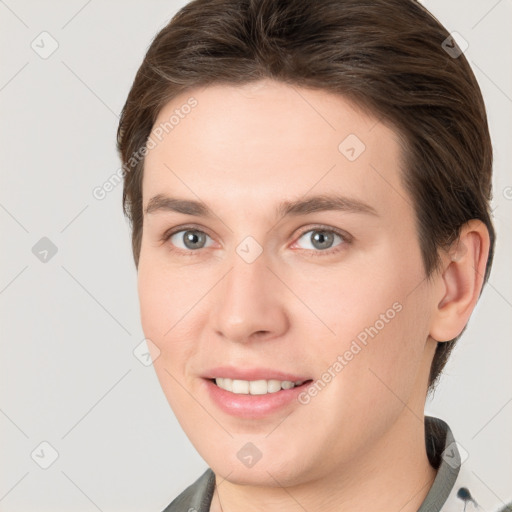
[160,224,352,257]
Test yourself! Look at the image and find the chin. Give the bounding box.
[206,445,316,488]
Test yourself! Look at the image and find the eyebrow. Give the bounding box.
[144,193,378,218]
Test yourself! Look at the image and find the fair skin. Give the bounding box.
[138,79,489,512]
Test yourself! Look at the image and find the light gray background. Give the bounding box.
[0,1,511,510]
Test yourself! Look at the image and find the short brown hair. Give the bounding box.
[117,0,495,391]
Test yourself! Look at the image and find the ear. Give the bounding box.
[429,220,491,342]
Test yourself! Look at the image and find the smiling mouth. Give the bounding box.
[209,378,313,395]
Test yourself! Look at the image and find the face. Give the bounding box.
[138,79,438,486]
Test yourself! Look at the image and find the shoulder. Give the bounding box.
[423,416,511,512]
[441,461,512,512]
[161,468,215,512]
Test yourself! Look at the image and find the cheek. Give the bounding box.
[304,254,431,409]
[286,263,408,348]
[137,255,200,347]
[328,288,431,419]
[137,263,169,345]
[137,261,198,416]
[137,255,214,395]
[300,297,430,466]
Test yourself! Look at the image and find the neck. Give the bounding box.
[210,410,437,512]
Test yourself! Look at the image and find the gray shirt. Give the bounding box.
[162,416,511,512]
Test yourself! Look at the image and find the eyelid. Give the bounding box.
[161,223,352,254]
[160,224,217,248]
[293,224,353,243]
[290,224,352,255]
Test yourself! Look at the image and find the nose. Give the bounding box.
[210,250,289,344]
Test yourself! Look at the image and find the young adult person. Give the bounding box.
[116,1,510,510]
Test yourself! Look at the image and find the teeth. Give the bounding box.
[232,379,249,394]
[214,378,305,394]
[267,379,282,393]
[249,380,268,395]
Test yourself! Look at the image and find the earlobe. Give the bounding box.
[429,220,490,342]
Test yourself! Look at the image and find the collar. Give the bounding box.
[162,415,510,512]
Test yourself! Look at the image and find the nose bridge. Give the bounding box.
[211,244,287,343]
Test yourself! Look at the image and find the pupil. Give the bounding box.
[312,231,333,249]
[181,230,334,250]
[184,230,204,249]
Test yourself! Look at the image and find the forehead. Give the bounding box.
[143,80,410,219]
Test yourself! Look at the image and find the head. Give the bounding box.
[117,0,494,486]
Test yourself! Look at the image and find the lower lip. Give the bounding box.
[203,378,312,419]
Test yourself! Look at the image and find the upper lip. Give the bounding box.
[203,366,311,382]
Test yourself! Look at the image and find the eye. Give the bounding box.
[161,225,350,255]
[293,227,348,253]
[166,228,215,251]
